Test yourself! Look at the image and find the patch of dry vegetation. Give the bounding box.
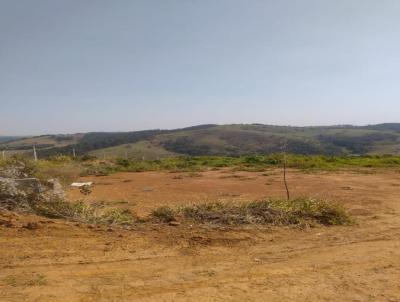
[151,206,177,223]
[162,198,352,227]
[3,273,48,287]
[32,200,137,225]
[31,197,351,228]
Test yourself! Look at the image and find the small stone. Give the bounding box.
[169,221,180,226]
[23,222,39,230]
[341,186,354,191]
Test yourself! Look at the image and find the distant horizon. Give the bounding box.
[1,121,399,137]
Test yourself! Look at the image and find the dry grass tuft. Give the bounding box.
[151,206,176,222]
[179,198,352,226]
[32,199,137,225]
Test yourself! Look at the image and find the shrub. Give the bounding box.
[151,206,176,222]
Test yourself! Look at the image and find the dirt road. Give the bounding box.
[1,169,400,301]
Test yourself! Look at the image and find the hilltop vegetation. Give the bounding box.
[1,123,400,158]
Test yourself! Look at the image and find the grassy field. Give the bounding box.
[2,154,400,185]
[80,154,400,175]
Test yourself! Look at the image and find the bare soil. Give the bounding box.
[1,169,400,301]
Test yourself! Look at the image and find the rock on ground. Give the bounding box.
[0,177,65,211]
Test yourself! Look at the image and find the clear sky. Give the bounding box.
[1,0,400,135]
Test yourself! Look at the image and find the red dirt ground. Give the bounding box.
[1,169,400,301]
[67,169,398,216]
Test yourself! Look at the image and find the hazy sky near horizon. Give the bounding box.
[1,0,400,135]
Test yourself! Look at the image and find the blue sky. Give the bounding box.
[1,0,400,135]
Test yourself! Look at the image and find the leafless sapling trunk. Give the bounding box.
[282,142,290,201]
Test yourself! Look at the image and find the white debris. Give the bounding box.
[71,182,93,188]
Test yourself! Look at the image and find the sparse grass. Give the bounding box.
[32,200,94,220]
[219,174,256,181]
[172,172,202,179]
[3,276,18,287]
[102,208,136,225]
[32,199,137,225]
[104,155,400,173]
[26,274,48,286]
[3,154,400,182]
[0,155,82,185]
[35,164,81,185]
[80,163,113,176]
[179,198,352,226]
[151,206,176,222]
[27,197,352,228]
[187,172,202,178]
[32,155,82,185]
[4,273,48,287]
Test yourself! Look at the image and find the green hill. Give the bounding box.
[2,123,400,158]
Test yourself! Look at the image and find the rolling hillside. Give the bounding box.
[1,124,400,158]
[0,136,21,143]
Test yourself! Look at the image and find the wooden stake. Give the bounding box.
[33,145,38,161]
